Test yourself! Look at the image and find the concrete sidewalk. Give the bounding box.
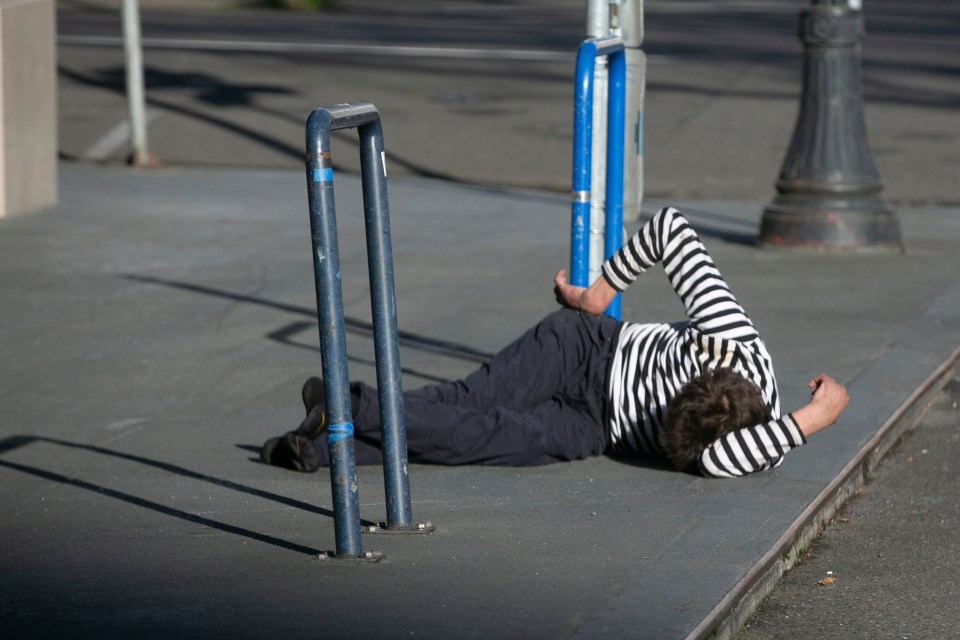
[1,163,958,639]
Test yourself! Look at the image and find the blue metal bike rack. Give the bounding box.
[570,36,626,320]
[305,103,413,558]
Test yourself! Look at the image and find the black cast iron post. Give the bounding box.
[759,0,902,250]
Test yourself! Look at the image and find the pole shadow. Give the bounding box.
[267,320,451,384]
[58,63,543,188]
[119,273,494,365]
[0,435,378,556]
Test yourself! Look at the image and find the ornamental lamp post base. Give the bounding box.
[760,192,902,251]
[758,0,903,251]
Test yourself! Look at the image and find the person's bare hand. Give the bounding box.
[553,269,618,315]
[793,374,849,437]
[554,269,586,310]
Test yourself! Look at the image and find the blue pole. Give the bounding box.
[305,107,363,558]
[356,118,413,530]
[569,36,624,317]
[604,49,626,320]
[570,40,597,289]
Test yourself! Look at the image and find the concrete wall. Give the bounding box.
[1,0,57,218]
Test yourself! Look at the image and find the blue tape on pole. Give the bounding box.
[328,422,354,443]
[311,167,334,183]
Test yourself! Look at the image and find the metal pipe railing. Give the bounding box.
[570,36,626,320]
[305,103,412,558]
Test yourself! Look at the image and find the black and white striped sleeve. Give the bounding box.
[698,414,807,478]
[601,206,759,342]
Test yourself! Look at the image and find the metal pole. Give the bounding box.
[570,36,624,319]
[588,58,609,287]
[759,0,901,249]
[618,0,645,224]
[305,107,363,558]
[586,0,608,37]
[604,49,626,320]
[586,0,608,287]
[571,41,598,290]
[584,2,643,277]
[356,118,412,530]
[305,103,418,553]
[121,0,151,167]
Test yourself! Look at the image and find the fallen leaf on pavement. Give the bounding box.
[818,576,835,586]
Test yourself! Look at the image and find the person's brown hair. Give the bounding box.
[659,368,769,472]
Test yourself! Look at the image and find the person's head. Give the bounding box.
[659,368,769,472]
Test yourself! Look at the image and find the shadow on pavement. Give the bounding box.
[120,273,495,364]
[0,435,352,555]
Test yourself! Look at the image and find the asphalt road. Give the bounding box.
[56,0,960,203]
[737,363,960,640]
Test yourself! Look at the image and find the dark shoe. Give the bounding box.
[295,406,328,439]
[297,376,328,438]
[260,432,322,473]
[302,376,325,413]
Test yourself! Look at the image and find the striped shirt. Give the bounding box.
[601,207,806,478]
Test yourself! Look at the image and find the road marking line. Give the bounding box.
[59,34,674,64]
[58,34,572,61]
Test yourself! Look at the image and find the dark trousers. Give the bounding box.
[316,309,620,466]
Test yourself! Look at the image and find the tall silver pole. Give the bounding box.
[587,0,610,286]
[619,0,644,225]
[587,56,609,285]
[122,0,151,167]
[584,1,645,284]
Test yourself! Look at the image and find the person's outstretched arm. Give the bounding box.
[556,207,756,342]
[610,207,757,339]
